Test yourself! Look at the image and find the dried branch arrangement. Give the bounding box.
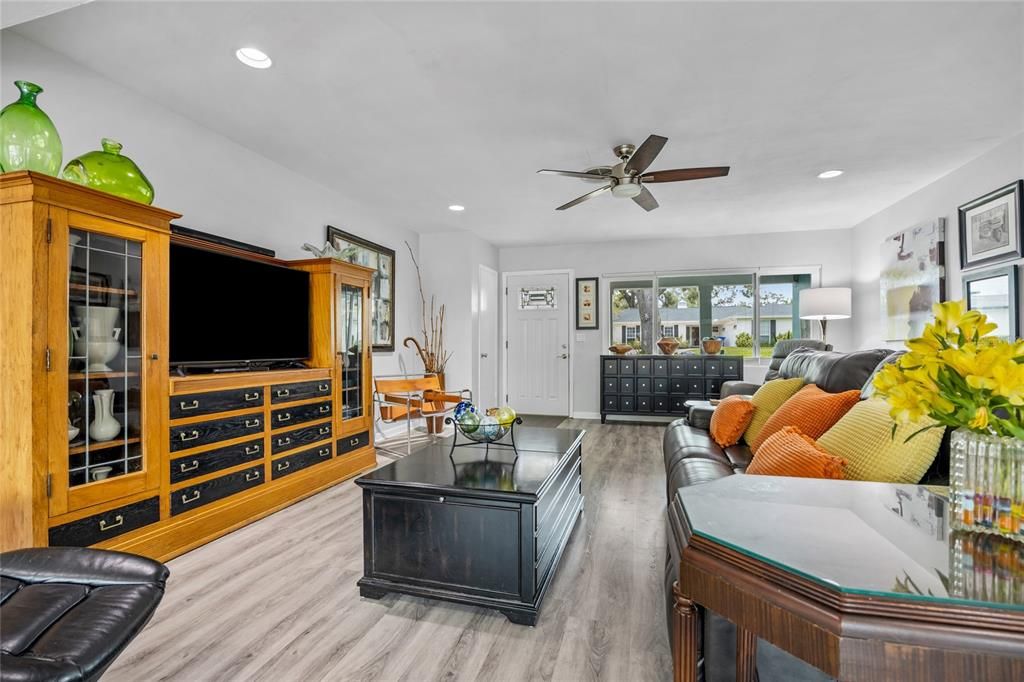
[403,241,451,375]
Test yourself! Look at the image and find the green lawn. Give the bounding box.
[721,346,773,358]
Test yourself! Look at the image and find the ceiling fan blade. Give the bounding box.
[624,134,668,175]
[556,185,611,211]
[641,166,730,183]
[538,169,610,180]
[632,186,659,212]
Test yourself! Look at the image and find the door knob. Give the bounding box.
[480,353,488,358]
[559,353,568,359]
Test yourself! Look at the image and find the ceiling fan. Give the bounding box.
[537,134,729,212]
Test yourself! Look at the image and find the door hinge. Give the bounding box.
[505,287,508,295]
[505,340,509,349]
[45,347,52,371]
[505,394,509,403]
[46,218,53,244]
[46,473,53,498]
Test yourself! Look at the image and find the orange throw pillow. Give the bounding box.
[709,395,755,447]
[747,426,847,479]
[748,384,861,453]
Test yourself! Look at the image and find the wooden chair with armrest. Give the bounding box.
[373,373,471,457]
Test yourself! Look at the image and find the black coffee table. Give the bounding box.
[356,426,585,625]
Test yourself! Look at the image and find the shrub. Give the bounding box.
[735,331,753,348]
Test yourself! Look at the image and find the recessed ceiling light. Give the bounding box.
[817,169,844,179]
[236,47,272,69]
[448,205,465,212]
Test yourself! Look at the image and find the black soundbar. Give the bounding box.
[170,223,275,258]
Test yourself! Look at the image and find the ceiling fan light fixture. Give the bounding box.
[610,181,643,199]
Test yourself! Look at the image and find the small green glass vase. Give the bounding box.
[0,80,63,175]
[62,138,155,205]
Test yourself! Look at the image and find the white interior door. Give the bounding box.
[505,272,570,416]
[477,265,499,408]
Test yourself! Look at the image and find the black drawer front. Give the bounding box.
[49,497,159,548]
[653,396,670,413]
[170,387,263,419]
[536,447,582,528]
[170,438,263,484]
[636,395,653,412]
[706,378,722,395]
[619,395,635,412]
[704,359,722,376]
[684,359,704,375]
[273,422,332,454]
[722,359,742,377]
[170,413,263,452]
[653,359,669,376]
[171,465,264,516]
[636,377,652,393]
[603,359,618,375]
[603,377,619,394]
[670,378,686,394]
[272,443,333,479]
[687,379,704,396]
[670,359,687,375]
[618,358,635,375]
[271,400,332,429]
[338,430,370,455]
[620,377,635,393]
[635,358,652,375]
[270,380,332,404]
[653,378,669,394]
[671,397,688,413]
[603,396,619,412]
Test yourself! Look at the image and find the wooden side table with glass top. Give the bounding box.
[668,476,1024,682]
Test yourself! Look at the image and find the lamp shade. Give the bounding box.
[799,287,852,320]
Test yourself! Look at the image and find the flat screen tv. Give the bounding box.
[169,244,310,367]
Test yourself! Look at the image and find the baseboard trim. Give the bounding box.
[571,411,602,420]
[602,414,680,424]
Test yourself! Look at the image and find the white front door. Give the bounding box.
[505,272,570,416]
[477,265,499,408]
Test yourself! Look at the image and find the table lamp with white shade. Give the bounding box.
[799,287,851,346]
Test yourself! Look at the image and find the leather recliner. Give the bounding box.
[1,547,169,682]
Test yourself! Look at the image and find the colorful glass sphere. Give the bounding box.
[478,415,500,440]
[454,401,474,419]
[457,410,480,434]
[495,406,517,425]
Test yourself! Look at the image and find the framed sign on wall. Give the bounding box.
[575,277,599,329]
[326,226,396,351]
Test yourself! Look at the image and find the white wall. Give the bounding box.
[1,31,425,378]
[850,134,1024,349]
[500,228,854,417]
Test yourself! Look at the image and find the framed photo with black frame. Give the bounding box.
[575,277,599,330]
[957,180,1023,270]
[962,264,1020,341]
[326,226,396,352]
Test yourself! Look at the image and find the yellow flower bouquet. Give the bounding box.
[873,300,1024,439]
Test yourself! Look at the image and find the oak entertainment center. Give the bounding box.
[1,172,376,561]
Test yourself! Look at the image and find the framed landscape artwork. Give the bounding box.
[957,180,1023,270]
[880,218,945,341]
[962,264,1019,341]
[575,277,599,329]
[326,226,395,351]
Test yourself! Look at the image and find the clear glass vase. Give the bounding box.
[61,138,155,205]
[0,80,63,175]
[950,428,1024,538]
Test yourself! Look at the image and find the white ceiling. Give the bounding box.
[10,1,1024,246]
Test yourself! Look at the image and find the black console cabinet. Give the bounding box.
[600,354,743,422]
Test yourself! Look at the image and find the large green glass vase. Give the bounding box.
[0,80,63,175]
[62,138,155,205]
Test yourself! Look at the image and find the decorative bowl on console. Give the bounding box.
[608,343,632,355]
[701,338,722,355]
[657,337,680,355]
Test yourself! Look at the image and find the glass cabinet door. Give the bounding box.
[338,283,364,421]
[65,228,145,489]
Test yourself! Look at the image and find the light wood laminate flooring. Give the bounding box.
[106,419,672,681]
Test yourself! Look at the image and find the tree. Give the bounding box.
[613,287,655,353]
[712,284,753,306]
[735,331,753,348]
[659,289,680,308]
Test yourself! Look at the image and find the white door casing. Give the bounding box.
[504,272,570,416]
[477,264,499,409]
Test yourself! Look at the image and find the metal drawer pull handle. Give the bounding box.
[277,413,292,422]
[245,392,260,401]
[277,462,290,471]
[319,426,330,435]
[318,405,330,413]
[318,383,329,392]
[181,490,201,504]
[245,445,261,455]
[276,388,290,397]
[180,460,199,473]
[99,515,123,531]
[179,430,200,442]
[245,418,261,428]
[349,437,360,446]
[246,471,261,481]
[438,496,445,503]
[179,399,199,411]
[278,437,292,446]
[319,448,330,457]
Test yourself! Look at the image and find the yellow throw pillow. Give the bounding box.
[742,377,806,445]
[817,398,944,483]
